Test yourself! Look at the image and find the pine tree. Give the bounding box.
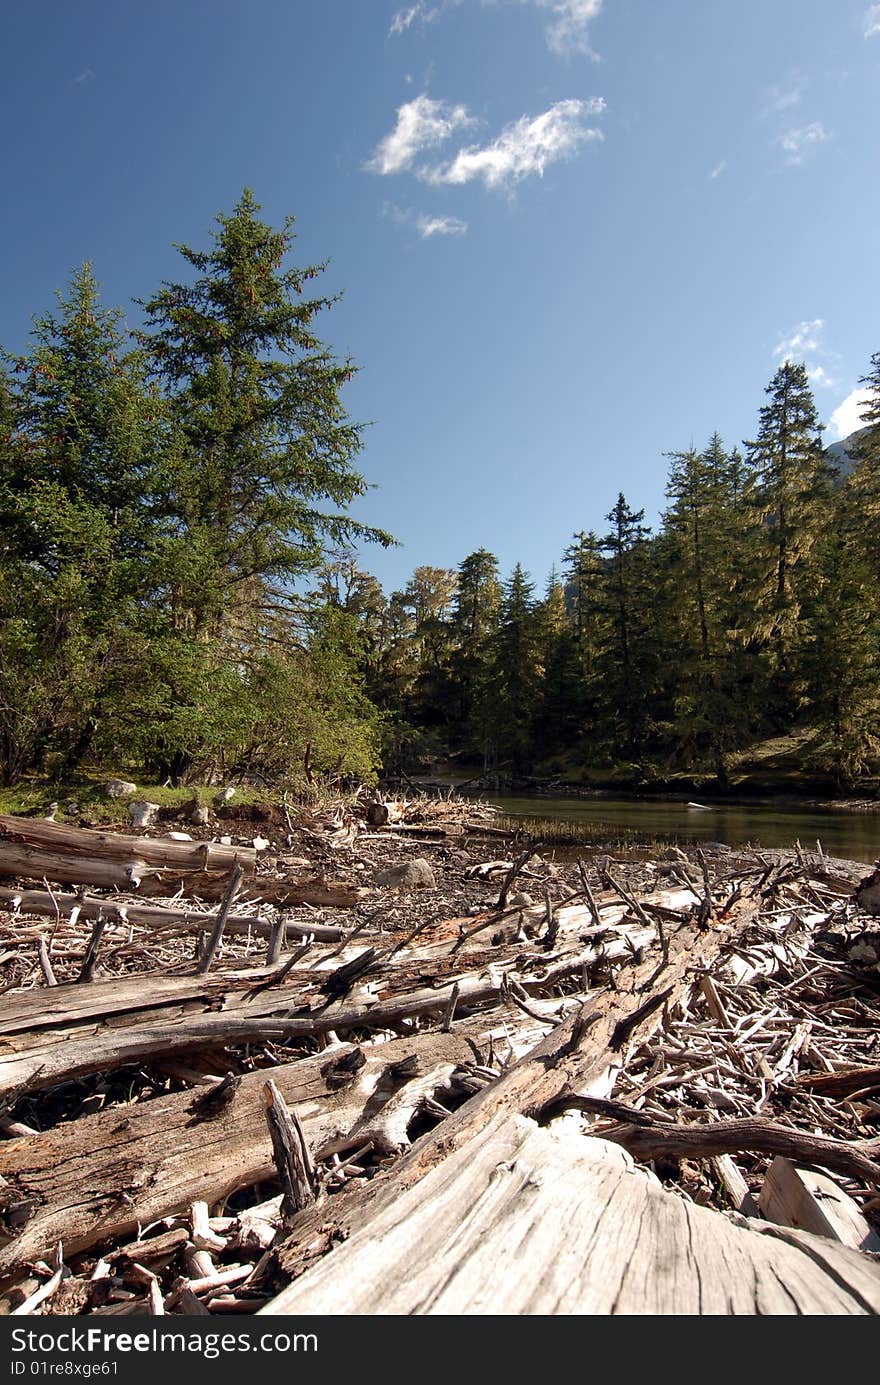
[449,549,502,756]
[484,564,540,771]
[0,265,168,778]
[662,436,751,787]
[133,190,393,779]
[744,361,835,715]
[599,494,655,761]
[139,189,392,637]
[847,351,880,580]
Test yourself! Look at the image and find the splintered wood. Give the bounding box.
[1,802,879,1316]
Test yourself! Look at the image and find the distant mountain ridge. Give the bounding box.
[826,425,869,478]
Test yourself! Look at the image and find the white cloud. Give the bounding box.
[535,0,603,57]
[773,319,839,390]
[777,121,829,165]
[416,212,468,237]
[709,158,727,180]
[73,68,95,84]
[389,1,602,58]
[774,319,825,362]
[390,4,424,33]
[829,388,873,440]
[367,94,475,176]
[422,97,605,190]
[389,0,460,36]
[382,203,468,238]
[761,81,803,117]
[808,364,834,388]
[864,4,880,37]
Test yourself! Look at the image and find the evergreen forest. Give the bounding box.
[2,192,879,794]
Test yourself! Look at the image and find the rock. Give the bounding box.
[219,835,233,846]
[366,802,390,827]
[128,801,159,829]
[663,846,689,862]
[856,870,880,916]
[105,779,137,799]
[508,891,534,908]
[253,836,271,851]
[190,806,210,827]
[167,831,193,841]
[374,858,436,890]
[215,787,236,805]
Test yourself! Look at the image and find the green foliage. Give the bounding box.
[0,200,391,787]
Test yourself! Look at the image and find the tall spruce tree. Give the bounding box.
[450,549,502,755]
[847,351,880,579]
[599,494,655,761]
[0,265,168,779]
[139,188,391,635]
[744,361,834,717]
[485,564,540,771]
[135,190,392,779]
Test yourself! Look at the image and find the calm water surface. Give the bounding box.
[483,794,880,864]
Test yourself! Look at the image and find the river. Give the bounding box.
[482,794,880,864]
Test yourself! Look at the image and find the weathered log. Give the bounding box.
[536,1102,880,1188]
[0,888,347,939]
[260,1112,880,1315]
[0,926,650,1096]
[0,1025,508,1277]
[262,1080,315,1222]
[0,814,254,876]
[759,1157,880,1252]
[269,896,763,1280]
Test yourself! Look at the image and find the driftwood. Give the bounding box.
[0,888,347,939]
[759,1157,880,1253]
[0,815,363,907]
[0,815,253,875]
[0,1024,522,1276]
[261,1112,880,1315]
[262,1080,315,1222]
[269,898,763,1279]
[3,829,879,1315]
[536,1101,880,1188]
[0,919,658,1096]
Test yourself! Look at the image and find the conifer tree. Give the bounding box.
[744,361,834,715]
[485,564,540,770]
[134,191,392,779]
[139,189,392,637]
[599,494,655,761]
[0,266,168,778]
[662,436,750,787]
[450,549,502,754]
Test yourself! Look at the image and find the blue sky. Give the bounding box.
[2,1,879,596]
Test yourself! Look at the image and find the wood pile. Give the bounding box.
[0,804,879,1315]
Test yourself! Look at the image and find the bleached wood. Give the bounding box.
[0,1028,491,1276]
[0,815,254,875]
[759,1156,880,1253]
[0,887,347,939]
[270,898,764,1281]
[261,1112,880,1315]
[0,930,638,1095]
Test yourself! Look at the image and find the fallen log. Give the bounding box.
[0,889,347,942]
[269,895,763,1281]
[0,815,253,875]
[260,1112,880,1315]
[0,936,617,1096]
[759,1157,880,1253]
[0,815,363,907]
[0,1022,530,1278]
[535,1103,880,1189]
